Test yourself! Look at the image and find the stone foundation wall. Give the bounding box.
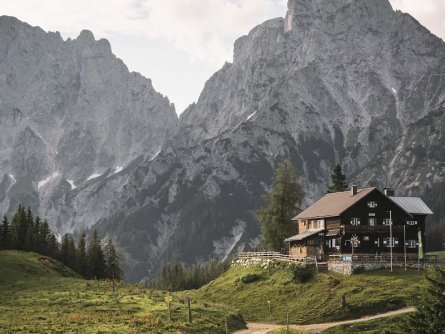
[328,261,436,275]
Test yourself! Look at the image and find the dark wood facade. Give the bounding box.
[287,188,429,261]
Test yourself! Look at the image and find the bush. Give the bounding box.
[293,265,315,283]
[241,273,261,283]
[353,265,365,274]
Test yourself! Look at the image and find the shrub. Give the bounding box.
[293,265,315,283]
[241,273,261,283]
[353,265,365,274]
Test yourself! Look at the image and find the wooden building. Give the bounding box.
[285,185,433,261]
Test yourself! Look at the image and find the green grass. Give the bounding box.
[0,251,245,333]
[194,261,424,325]
[321,314,410,334]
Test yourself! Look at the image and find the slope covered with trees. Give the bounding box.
[0,205,122,280]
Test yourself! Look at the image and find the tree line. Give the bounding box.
[0,205,122,281]
[148,259,230,291]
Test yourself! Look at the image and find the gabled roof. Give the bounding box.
[284,228,325,242]
[390,197,433,215]
[293,188,376,220]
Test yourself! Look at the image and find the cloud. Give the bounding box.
[1,0,286,66]
[389,0,445,40]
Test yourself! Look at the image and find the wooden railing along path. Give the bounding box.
[237,251,317,264]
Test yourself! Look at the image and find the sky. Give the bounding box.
[1,0,444,114]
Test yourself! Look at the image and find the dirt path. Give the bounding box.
[233,307,415,334]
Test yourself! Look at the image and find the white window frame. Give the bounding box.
[369,217,377,226]
[367,201,378,208]
[383,237,399,248]
[382,218,391,226]
[350,217,360,226]
[407,240,417,248]
[406,220,417,226]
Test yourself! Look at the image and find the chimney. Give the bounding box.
[384,187,395,197]
[351,183,357,196]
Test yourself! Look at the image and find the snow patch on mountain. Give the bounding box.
[246,111,257,121]
[67,180,76,189]
[38,171,60,189]
[86,173,102,181]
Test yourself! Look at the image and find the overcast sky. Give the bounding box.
[1,0,444,114]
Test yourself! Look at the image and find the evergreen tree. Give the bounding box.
[0,215,9,250]
[39,220,52,256]
[33,216,42,253]
[257,160,304,251]
[409,267,445,334]
[60,234,76,269]
[87,230,106,279]
[76,232,88,277]
[104,239,122,281]
[46,234,59,259]
[24,209,35,252]
[327,164,348,193]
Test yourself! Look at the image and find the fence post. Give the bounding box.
[187,297,192,323]
[286,312,289,334]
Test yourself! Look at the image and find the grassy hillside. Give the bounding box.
[0,251,245,333]
[195,262,424,325]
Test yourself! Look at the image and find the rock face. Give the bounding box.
[93,0,444,281]
[0,16,178,230]
[1,0,444,282]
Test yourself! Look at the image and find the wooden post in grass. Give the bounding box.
[286,312,289,334]
[165,296,173,321]
[187,297,192,323]
[225,317,229,334]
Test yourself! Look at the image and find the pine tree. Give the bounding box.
[409,267,445,334]
[39,220,52,256]
[46,234,59,259]
[76,232,88,277]
[24,208,35,252]
[104,238,122,281]
[33,216,42,253]
[0,215,8,250]
[87,230,106,279]
[327,164,348,193]
[257,160,305,251]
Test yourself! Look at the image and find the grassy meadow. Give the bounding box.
[0,251,245,333]
[195,261,424,325]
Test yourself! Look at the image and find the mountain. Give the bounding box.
[1,0,444,282]
[0,16,178,233]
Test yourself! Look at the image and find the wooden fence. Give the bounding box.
[237,251,317,264]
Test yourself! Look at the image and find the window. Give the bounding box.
[382,218,391,226]
[406,220,417,226]
[368,213,376,217]
[407,240,417,248]
[363,236,370,241]
[350,218,360,225]
[383,237,399,247]
[369,217,376,226]
[367,201,378,208]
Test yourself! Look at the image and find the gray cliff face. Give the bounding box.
[1,0,444,282]
[93,0,445,281]
[0,16,178,225]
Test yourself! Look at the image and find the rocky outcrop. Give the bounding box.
[102,0,444,281]
[0,16,178,228]
[1,0,444,282]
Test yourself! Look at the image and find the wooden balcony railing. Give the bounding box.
[329,254,439,264]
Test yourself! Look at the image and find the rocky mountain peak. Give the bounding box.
[284,0,394,32]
